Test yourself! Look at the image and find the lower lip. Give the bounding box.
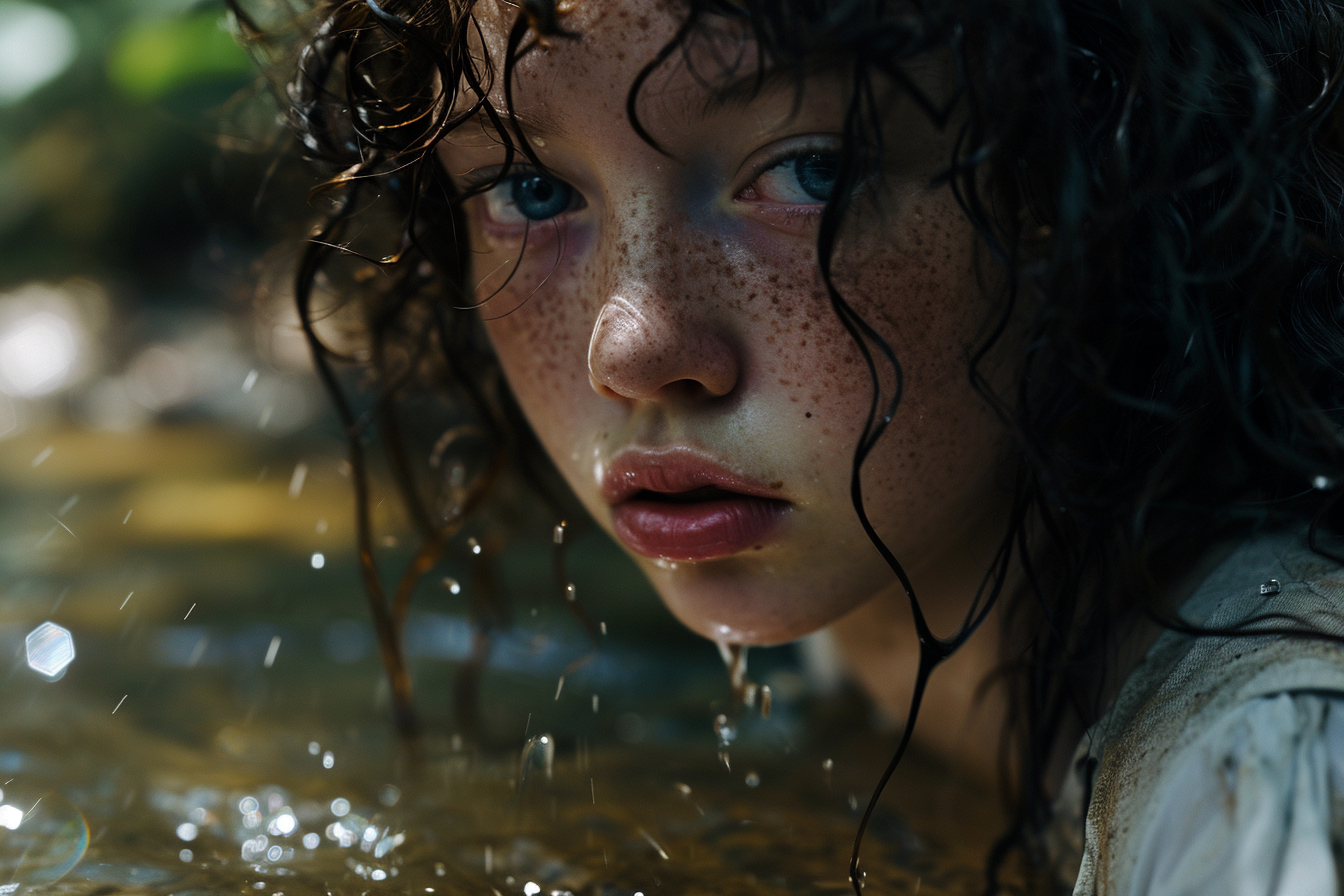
[610,496,791,562]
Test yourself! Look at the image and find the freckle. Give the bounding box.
[805,412,812,418]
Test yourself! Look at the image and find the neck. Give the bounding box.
[827,529,1241,795]
[827,551,1014,786]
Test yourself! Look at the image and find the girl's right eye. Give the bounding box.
[480,172,578,225]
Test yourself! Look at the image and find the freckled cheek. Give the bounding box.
[474,232,599,423]
[834,219,985,394]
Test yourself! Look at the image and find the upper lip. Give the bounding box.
[601,447,787,505]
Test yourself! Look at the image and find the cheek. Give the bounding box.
[475,232,596,435]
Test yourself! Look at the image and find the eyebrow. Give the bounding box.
[447,61,832,150]
[455,101,567,144]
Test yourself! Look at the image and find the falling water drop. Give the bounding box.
[713,713,736,769]
[553,522,566,544]
[520,734,555,785]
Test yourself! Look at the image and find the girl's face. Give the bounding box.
[438,2,1012,646]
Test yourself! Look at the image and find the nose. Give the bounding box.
[587,294,740,402]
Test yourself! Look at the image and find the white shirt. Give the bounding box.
[1049,531,1344,895]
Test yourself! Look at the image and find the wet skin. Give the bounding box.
[436,3,1014,667]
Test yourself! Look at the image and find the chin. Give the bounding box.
[650,571,861,647]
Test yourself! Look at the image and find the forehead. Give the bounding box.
[463,1,767,130]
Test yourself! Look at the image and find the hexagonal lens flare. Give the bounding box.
[25,622,74,680]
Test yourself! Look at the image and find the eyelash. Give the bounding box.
[462,141,843,236]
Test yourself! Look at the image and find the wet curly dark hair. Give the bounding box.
[233,0,1344,891]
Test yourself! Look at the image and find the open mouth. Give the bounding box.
[632,486,740,504]
[601,448,792,562]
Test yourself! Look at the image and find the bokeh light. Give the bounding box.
[0,1,77,104]
[24,621,74,680]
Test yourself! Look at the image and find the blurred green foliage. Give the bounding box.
[109,9,252,100]
[0,0,276,303]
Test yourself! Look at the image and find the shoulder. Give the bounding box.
[1122,692,1344,896]
[1067,531,1344,895]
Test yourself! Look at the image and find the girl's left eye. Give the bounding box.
[481,172,578,224]
[748,152,839,205]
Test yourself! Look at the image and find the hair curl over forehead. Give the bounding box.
[257,0,1344,888]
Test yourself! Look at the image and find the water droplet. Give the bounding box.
[745,771,760,787]
[520,734,555,783]
[239,797,260,814]
[524,882,541,896]
[268,811,297,836]
[308,741,319,756]
[302,832,319,849]
[264,635,281,668]
[378,785,400,807]
[322,751,334,769]
[266,844,283,862]
[371,868,387,881]
[179,848,193,862]
[288,462,308,499]
[330,797,349,817]
[564,583,576,602]
[310,552,325,569]
[176,822,198,841]
[553,522,566,544]
[1315,475,1334,490]
[0,790,88,885]
[713,714,737,746]
[443,577,461,595]
[760,685,773,718]
[1260,578,1282,596]
[591,694,599,713]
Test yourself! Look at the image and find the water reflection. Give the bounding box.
[0,788,88,887]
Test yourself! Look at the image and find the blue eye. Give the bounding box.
[792,154,838,201]
[479,171,578,225]
[511,174,574,220]
[751,152,839,204]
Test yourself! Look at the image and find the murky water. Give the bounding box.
[0,427,1002,896]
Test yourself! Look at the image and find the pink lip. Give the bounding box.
[602,449,791,562]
